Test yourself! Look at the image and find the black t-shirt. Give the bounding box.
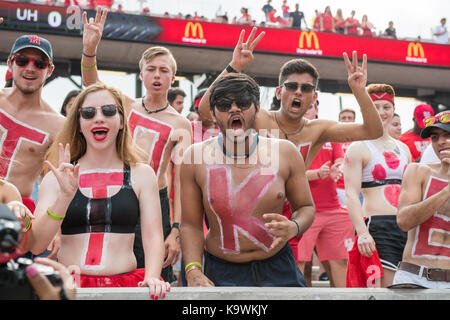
[290,10,304,29]
[262,4,273,15]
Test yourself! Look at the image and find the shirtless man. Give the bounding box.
[80,8,192,282]
[0,33,64,211]
[395,111,450,288]
[198,28,383,169]
[180,73,315,287]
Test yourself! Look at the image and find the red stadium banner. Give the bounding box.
[152,17,450,68]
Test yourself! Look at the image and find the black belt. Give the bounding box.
[398,261,450,282]
[361,179,402,188]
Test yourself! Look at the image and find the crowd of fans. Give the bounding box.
[13,0,445,43]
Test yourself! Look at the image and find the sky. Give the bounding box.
[1,0,449,132]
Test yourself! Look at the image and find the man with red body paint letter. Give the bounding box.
[394,111,450,288]
[0,32,64,213]
[180,73,315,287]
[80,8,192,283]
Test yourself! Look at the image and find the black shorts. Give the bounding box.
[366,215,407,271]
[204,244,306,287]
[133,187,175,283]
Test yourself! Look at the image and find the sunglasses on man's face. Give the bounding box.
[424,112,450,127]
[214,97,254,112]
[12,55,50,70]
[282,82,315,93]
[79,105,118,119]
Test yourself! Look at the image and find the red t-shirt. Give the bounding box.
[321,14,334,31]
[345,18,359,34]
[308,142,344,211]
[399,131,430,162]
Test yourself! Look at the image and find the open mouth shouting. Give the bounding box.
[91,126,109,141]
[290,98,302,113]
[228,114,245,135]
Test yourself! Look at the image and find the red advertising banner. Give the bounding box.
[152,17,450,68]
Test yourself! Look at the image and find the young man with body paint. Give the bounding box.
[180,73,315,287]
[394,111,450,288]
[80,8,192,283]
[0,33,65,213]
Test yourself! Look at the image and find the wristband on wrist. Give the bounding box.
[46,207,65,221]
[24,215,32,232]
[316,170,321,179]
[291,219,301,237]
[185,261,202,272]
[81,61,97,71]
[82,51,96,58]
[226,64,238,73]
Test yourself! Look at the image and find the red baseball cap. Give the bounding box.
[414,104,434,129]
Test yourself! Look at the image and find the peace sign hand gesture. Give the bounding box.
[230,27,265,72]
[82,6,108,55]
[44,143,80,199]
[343,51,368,93]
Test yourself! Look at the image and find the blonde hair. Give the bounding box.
[138,46,177,75]
[45,82,142,170]
[367,83,396,98]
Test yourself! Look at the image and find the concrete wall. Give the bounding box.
[76,287,449,300]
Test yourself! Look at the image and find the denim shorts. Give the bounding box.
[204,244,306,287]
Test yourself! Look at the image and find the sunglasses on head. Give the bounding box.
[214,96,254,112]
[424,112,450,127]
[12,54,50,70]
[282,82,315,93]
[79,105,118,119]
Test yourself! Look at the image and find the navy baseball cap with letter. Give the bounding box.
[9,35,53,61]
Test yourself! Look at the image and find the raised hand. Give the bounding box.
[343,51,368,93]
[230,27,265,72]
[44,143,80,199]
[82,6,108,54]
[0,17,3,24]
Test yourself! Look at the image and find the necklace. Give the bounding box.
[141,96,169,114]
[218,133,259,159]
[274,112,305,139]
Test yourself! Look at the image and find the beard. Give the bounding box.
[13,77,44,95]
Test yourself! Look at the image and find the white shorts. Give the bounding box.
[393,269,450,289]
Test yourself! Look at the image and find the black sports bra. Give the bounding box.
[61,164,140,235]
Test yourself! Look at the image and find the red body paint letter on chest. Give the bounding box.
[0,110,48,178]
[207,166,276,253]
[128,110,173,178]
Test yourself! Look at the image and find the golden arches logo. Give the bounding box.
[406,42,427,63]
[184,22,204,39]
[407,42,425,58]
[299,31,320,50]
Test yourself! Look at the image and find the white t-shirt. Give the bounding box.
[419,144,440,164]
[433,25,449,44]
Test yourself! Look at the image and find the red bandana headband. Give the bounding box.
[369,92,395,106]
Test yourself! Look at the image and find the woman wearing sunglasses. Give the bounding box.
[343,83,412,287]
[22,83,169,299]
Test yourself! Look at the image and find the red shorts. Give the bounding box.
[77,268,145,288]
[297,207,354,262]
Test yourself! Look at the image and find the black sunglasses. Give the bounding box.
[282,82,315,93]
[79,105,118,119]
[214,97,254,112]
[12,55,50,70]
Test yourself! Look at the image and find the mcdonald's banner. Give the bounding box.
[152,17,450,68]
